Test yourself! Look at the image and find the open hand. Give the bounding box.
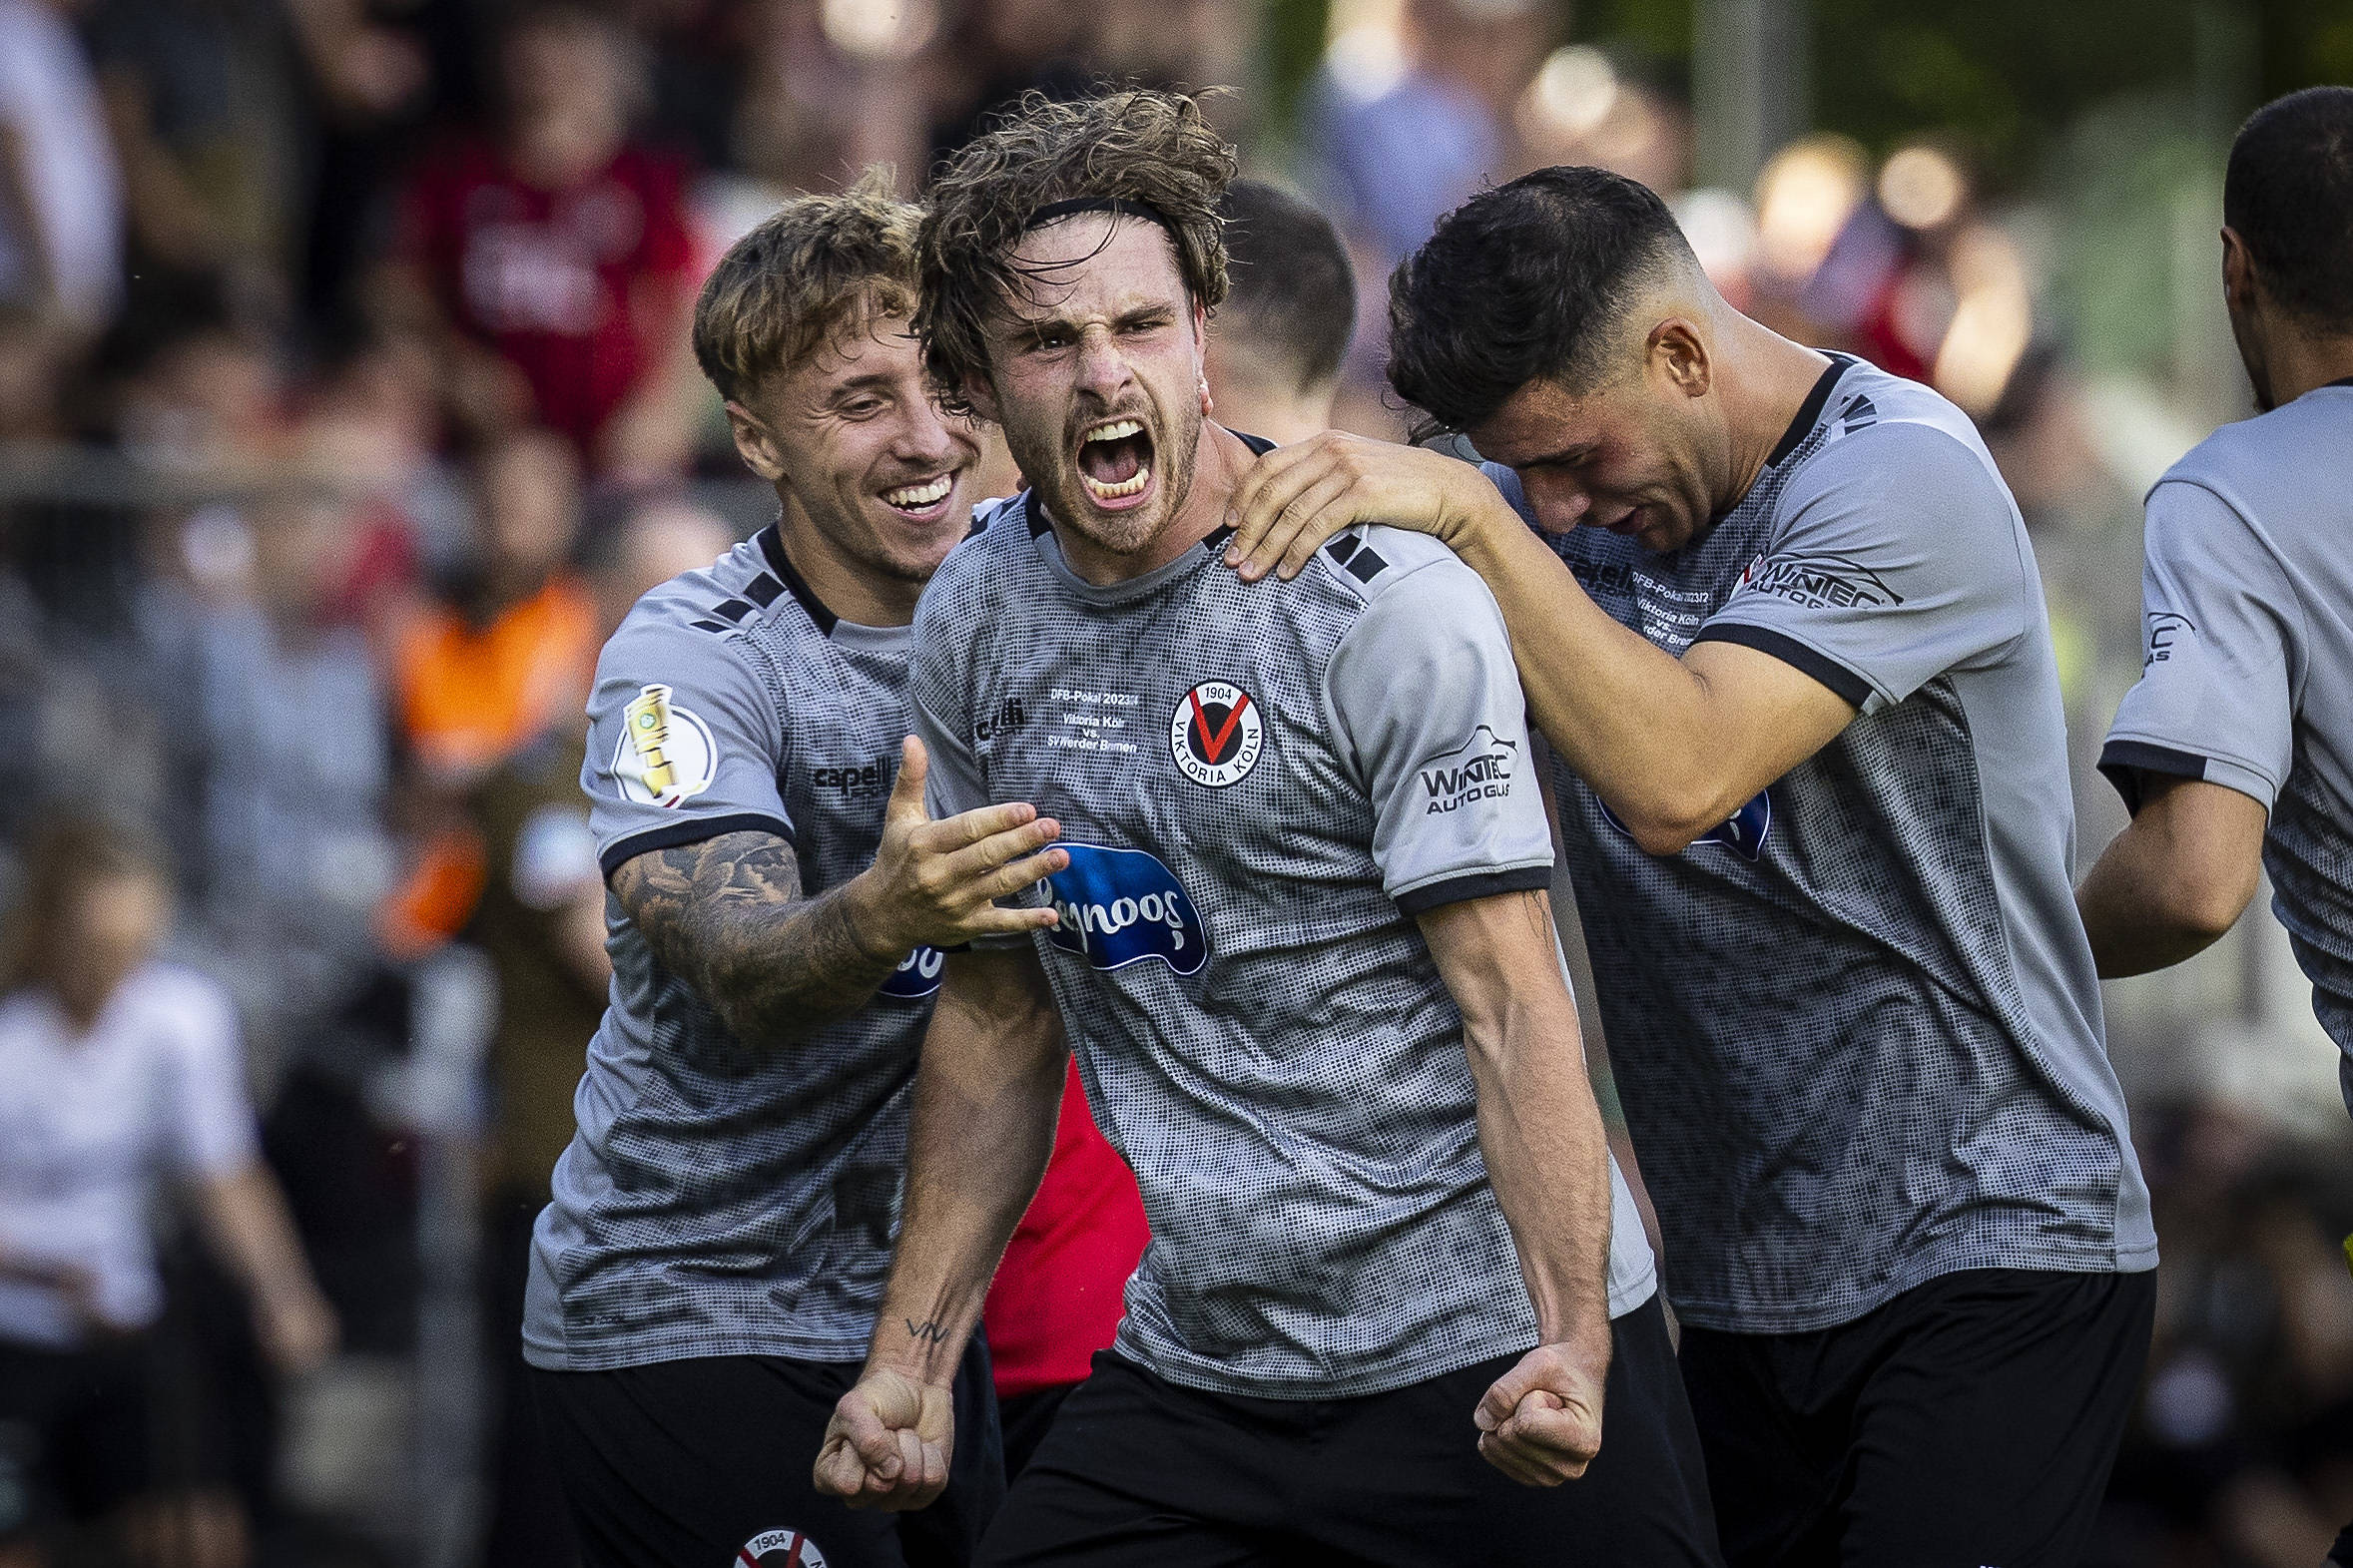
[1222,431,1507,583]
[852,737,1067,952]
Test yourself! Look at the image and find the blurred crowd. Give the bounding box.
[0,1,2345,1565]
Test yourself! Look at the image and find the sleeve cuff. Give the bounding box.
[1392,863,1553,916]
[2096,740,2276,816]
[599,812,795,877]
[1690,622,1877,711]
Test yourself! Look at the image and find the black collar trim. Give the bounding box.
[1768,352,1856,469]
[756,525,839,637]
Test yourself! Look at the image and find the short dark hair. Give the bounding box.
[2226,86,2353,328]
[918,88,1237,417]
[1218,180,1357,394]
[1388,166,1694,435]
[691,167,922,404]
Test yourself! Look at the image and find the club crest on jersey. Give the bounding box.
[879,944,944,999]
[1045,844,1208,975]
[613,684,718,807]
[1169,679,1264,787]
[1599,789,1772,862]
[736,1527,828,1567]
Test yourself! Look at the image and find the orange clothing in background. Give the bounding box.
[394,576,599,782]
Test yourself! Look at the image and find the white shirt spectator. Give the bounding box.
[0,0,125,327]
[0,961,259,1348]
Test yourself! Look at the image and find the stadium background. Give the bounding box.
[0,0,2348,1562]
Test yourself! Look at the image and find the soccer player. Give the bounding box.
[1224,167,2155,1567]
[1203,179,1357,442]
[525,174,1067,1568]
[813,90,1719,1567]
[2071,85,2353,1567]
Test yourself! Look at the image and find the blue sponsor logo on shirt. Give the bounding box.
[1044,844,1208,975]
[1598,789,1772,862]
[879,945,944,998]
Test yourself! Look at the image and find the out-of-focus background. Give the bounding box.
[0,1,2347,1564]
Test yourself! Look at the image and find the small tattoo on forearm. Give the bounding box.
[903,1318,949,1345]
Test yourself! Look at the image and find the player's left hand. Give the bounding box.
[1222,431,1508,583]
[1473,1338,1609,1486]
[814,1367,956,1510]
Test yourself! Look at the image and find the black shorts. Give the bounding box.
[532,1340,1003,1568]
[1677,1267,2156,1568]
[979,1294,1723,1567]
[0,1338,157,1539]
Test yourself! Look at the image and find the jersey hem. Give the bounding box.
[597,811,796,876]
[1117,1318,1544,1400]
[1391,861,1554,915]
[1689,621,1878,710]
[1663,1239,2159,1335]
[522,1325,875,1372]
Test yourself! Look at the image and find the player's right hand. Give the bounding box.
[853,736,1067,951]
[1473,1338,1608,1486]
[814,1367,956,1510]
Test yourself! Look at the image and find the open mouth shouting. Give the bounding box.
[879,472,958,523]
[1076,417,1156,509]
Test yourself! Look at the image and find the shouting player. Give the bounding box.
[525,173,1061,1568]
[814,90,1720,1567]
[2073,86,2353,1566]
[1225,167,2156,1567]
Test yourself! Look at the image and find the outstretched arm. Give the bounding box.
[1420,887,1615,1487]
[816,944,1070,1509]
[609,736,1066,1043]
[2077,772,2267,977]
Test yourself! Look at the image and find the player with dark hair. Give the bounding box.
[812,89,1718,1568]
[1205,179,1358,442]
[524,172,1062,1568]
[2072,83,2353,1568]
[1224,164,2155,1567]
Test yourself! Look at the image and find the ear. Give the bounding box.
[1650,318,1712,399]
[2220,227,2261,314]
[724,400,788,484]
[960,372,1002,427]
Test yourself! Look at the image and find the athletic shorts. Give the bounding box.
[532,1340,1003,1568]
[996,1383,1075,1484]
[979,1293,1723,1567]
[1677,1267,2155,1568]
[0,1338,157,1539]
[2331,1519,2353,1567]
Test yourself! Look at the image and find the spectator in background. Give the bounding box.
[381,3,700,476]
[0,0,123,334]
[0,816,337,1568]
[1205,179,1356,444]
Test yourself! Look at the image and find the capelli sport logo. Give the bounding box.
[1420,725,1517,814]
[1170,680,1264,787]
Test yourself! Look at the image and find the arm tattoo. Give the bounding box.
[609,830,899,1043]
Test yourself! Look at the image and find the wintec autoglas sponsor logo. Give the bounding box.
[1738,552,1904,611]
[1420,725,1517,815]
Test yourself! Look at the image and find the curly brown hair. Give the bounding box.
[691,166,921,405]
[917,88,1238,416]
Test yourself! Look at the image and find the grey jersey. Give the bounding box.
[910,489,1656,1400]
[524,524,950,1370]
[2099,380,2353,1112]
[1490,355,2155,1335]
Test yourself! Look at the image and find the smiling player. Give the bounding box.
[525,173,1065,1568]
[812,91,1719,1568]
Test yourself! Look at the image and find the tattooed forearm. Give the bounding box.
[610,830,900,1043]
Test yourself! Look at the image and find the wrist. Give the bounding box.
[839,871,907,963]
[1443,485,1514,565]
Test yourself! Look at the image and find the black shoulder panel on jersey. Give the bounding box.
[1346,546,1389,583]
[689,618,732,635]
[712,598,755,624]
[744,574,785,608]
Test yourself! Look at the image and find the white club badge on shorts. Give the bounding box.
[735,1528,828,1567]
[614,684,718,808]
[1170,679,1264,787]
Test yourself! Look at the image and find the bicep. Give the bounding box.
[1677,637,1860,805]
[2125,772,2269,913]
[608,827,807,980]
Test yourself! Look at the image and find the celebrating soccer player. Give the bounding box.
[1224,168,2156,1566]
[525,173,1067,1568]
[812,91,1720,1567]
[2074,85,2353,1568]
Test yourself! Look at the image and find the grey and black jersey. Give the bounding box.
[910,482,1657,1401]
[2099,379,2353,1113]
[1490,354,2155,1336]
[524,523,957,1371]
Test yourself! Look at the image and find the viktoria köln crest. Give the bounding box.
[1170,679,1264,787]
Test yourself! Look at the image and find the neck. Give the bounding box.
[2256,321,2353,408]
[1208,385,1334,449]
[1057,423,1252,586]
[773,485,923,627]
[1712,310,1833,518]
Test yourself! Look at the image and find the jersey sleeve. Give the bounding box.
[1324,555,1555,914]
[1692,421,2032,716]
[584,614,794,877]
[164,975,261,1178]
[2097,478,2299,813]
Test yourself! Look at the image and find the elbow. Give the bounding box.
[1611,794,1715,858]
[2160,873,2256,946]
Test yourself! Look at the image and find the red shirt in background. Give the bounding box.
[395,139,695,455]
[984,1061,1150,1399]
